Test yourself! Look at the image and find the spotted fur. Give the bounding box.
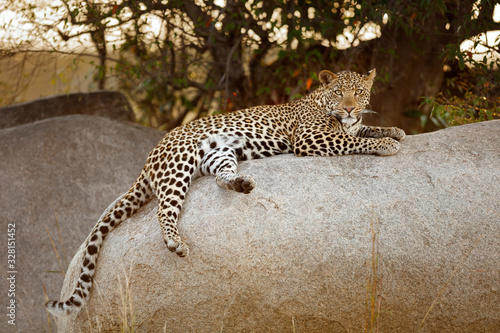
[46,68,405,316]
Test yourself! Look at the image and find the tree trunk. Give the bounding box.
[359,26,448,133]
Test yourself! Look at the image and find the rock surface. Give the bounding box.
[0,115,164,333]
[0,91,135,129]
[52,120,500,332]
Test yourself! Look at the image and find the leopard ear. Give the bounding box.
[319,70,336,86]
[364,68,376,81]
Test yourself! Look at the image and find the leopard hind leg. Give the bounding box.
[199,135,256,194]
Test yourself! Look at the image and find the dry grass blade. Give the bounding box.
[365,210,381,333]
[45,226,65,277]
[42,283,53,332]
[117,269,136,333]
[53,210,68,269]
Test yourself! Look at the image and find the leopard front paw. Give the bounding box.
[376,138,400,156]
[390,127,406,141]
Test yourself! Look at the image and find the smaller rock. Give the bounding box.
[0,115,164,333]
[0,91,135,129]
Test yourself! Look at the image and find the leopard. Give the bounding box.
[45,68,405,316]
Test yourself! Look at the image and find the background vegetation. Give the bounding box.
[1,0,499,133]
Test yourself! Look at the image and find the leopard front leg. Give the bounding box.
[368,137,401,156]
[294,130,401,157]
[357,124,406,141]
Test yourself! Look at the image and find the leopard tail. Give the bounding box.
[45,171,153,316]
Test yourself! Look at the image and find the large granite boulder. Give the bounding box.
[0,91,135,129]
[52,120,499,332]
[0,115,164,333]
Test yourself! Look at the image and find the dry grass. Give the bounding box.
[365,211,382,333]
[43,210,69,332]
[117,267,137,333]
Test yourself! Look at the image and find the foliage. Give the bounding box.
[424,86,499,128]
[423,32,500,128]
[1,0,499,131]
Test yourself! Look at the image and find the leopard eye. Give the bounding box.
[334,90,343,96]
[355,89,364,95]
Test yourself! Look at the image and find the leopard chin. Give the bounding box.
[341,116,361,127]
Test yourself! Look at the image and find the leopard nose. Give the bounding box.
[343,107,354,113]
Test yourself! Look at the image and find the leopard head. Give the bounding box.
[317,69,376,128]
